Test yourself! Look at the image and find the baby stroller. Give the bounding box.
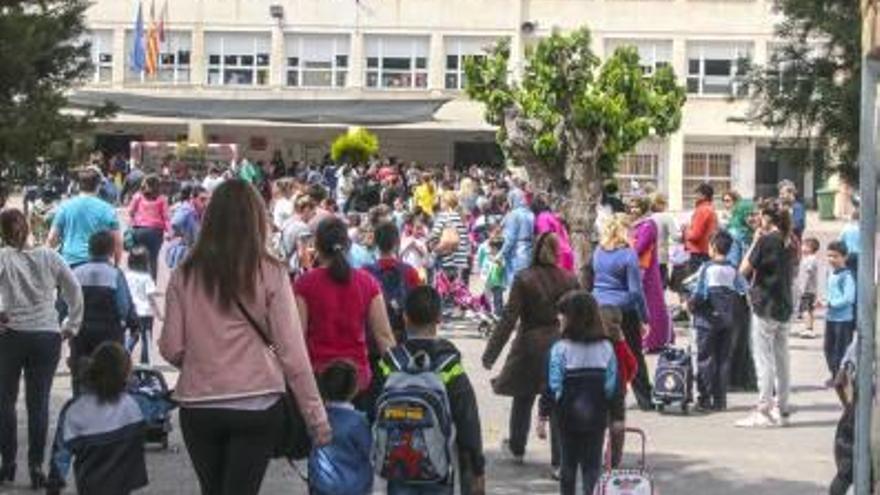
[128,366,176,450]
[434,269,498,338]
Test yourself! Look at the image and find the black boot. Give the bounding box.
[0,462,15,484]
[29,465,47,489]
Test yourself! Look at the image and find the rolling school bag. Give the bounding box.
[651,346,694,413]
[594,428,657,495]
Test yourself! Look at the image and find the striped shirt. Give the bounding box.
[431,211,471,270]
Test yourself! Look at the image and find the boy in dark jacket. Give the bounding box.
[377,286,486,495]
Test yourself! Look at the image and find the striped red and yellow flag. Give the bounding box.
[145,0,159,76]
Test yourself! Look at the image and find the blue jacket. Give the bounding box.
[543,339,618,432]
[840,223,861,256]
[501,189,534,286]
[309,403,373,495]
[73,261,137,336]
[689,260,749,330]
[591,247,649,322]
[827,268,856,322]
[792,201,806,238]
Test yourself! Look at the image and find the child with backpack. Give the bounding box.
[366,221,423,344]
[476,226,505,316]
[823,241,857,388]
[71,231,138,395]
[688,231,749,411]
[538,290,618,495]
[123,246,161,365]
[309,360,373,495]
[375,286,486,495]
[46,342,149,495]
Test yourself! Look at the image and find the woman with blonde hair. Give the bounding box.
[483,232,579,472]
[430,191,471,280]
[591,214,653,410]
[458,176,479,214]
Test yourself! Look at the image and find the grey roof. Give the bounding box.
[69,91,448,125]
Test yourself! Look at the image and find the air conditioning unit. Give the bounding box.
[520,21,537,35]
[270,4,285,21]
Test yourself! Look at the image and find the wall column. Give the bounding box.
[190,25,206,88]
[733,138,757,198]
[349,32,365,89]
[428,32,445,92]
[187,120,206,146]
[667,131,685,211]
[111,27,126,88]
[270,23,285,87]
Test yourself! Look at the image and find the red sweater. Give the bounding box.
[686,199,718,255]
[614,340,639,386]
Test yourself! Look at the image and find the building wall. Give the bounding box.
[86,0,802,209]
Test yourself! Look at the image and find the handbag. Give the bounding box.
[235,300,312,460]
[435,225,460,255]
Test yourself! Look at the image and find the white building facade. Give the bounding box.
[83,0,808,210]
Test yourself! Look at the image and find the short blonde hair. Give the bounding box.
[442,191,459,210]
[600,214,631,251]
[650,192,667,212]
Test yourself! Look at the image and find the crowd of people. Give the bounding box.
[0,153,864,494]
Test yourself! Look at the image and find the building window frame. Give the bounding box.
[617,153,660,199]
[686,42,753,97]
[365,36,429,90]
[444,37,497,90]
[206,32,271,87]
[604,39,673,77]
[89,30,114,84]
[683,150,733,205]
[125,30,192,85]
[285,34,349,89]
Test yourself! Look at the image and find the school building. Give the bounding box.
[81,0,813,210]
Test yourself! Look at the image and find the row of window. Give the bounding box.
[616,151,733,203]
[88,30,775,96]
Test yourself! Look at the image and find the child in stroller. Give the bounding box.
[434,269,497,338]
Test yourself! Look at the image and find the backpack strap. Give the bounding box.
[434,354,465,386]
[380,346,412,377]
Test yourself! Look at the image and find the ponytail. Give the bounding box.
[316,217,352,283]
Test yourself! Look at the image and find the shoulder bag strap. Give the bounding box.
[236,300,275,352]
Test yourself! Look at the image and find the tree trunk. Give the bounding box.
[563,164,601,273]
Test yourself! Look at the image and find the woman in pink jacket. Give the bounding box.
[127,175,169,280]
[532,195,575,273]
[159,180,330,495]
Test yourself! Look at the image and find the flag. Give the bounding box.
[158,0,167,43]
[131,1,145,72]
[145,0,159,76]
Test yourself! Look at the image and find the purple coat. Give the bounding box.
[631,217,672,352]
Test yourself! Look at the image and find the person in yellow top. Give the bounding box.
[413,173,437,217]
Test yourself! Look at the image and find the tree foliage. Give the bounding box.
[464,27,686,257]
[0,0,116,182]
[330,127,380,164]
[745,0,860,182]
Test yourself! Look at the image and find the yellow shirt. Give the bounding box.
[414,183,436,217]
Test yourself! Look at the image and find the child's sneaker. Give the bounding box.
[734,409,777,428]
[500,439,524,465]
[770,407,791,427]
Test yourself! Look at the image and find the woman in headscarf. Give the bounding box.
[500,188,535,286]
[629,196,672,353]
[532,194,575,273]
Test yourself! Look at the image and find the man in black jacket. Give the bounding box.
[377,286,486,495]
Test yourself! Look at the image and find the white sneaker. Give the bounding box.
[734,410,777,428]
[770,407,791,427]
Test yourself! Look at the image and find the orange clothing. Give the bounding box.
[686,199,717,256]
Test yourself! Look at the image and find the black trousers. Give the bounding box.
[180,401,283,495]
[824,320,855,377]
[559,428,605,495]
[621,309,652,408]
[509,395,561,466]
[132,226,164,280]
[695,324,733,408]
[0,331,61,469]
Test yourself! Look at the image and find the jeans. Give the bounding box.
[559,429,605,495]
[696,324,733,409]
[180,401,283,495]
[508,395,561,466]
[387,481,454,495]
[751,315,791,413]
[621,309,652,408]
[126,317,154,365]
[824,320,855,377]
[0,331,61,469]
[132,226,164,280]
[489,286,504,317]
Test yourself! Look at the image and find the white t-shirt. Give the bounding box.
[124,270,157,317]
[272,197,294,231]
[202,175,225,193]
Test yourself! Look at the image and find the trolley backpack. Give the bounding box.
[594,427,656,495]
[373,347,457,484]
[365,261,410,343]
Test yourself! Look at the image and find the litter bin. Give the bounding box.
[816,188,836,220]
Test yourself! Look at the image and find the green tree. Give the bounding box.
[331,127,380,164]
[0,0,115,182]
[745,0,860,182]
[464,27,686,261]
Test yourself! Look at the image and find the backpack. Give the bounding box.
[373,347,457,484]
[365,261,410,342]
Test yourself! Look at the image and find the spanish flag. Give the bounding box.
[145,0,159,76]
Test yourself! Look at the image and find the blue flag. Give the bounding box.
[131,1,145,72]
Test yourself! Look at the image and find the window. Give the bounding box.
[617,154,660,198]
[125,31,191,84]
[89,30,113,83]
[686,42,752,96]
[365,36,429,89]
[285,34,349,88]
[683,151,732,205]
[766,42,822,96]
[605,39,672,76]
[205,33,270,87]
[444,37,497,90]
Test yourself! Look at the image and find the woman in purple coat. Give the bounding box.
[629,197,672,353]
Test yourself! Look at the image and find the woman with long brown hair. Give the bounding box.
[0,209,83,488]
[159,180,330,495]
[482,232,579,472]
[127,174,169,280]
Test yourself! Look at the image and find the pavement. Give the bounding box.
[2,209,849,494]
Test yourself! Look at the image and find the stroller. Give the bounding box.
[128,367,176,450]
[434,269,498,338]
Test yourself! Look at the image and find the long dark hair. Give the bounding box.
[182,179,275,307]
[532,232,559,267]
[141,174,161,200]
[557,290,606,343]
[82,342,131,403]
[315,216,352,283]
[0,209,28,249]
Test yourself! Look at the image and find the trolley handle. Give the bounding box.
[603,427,647,471]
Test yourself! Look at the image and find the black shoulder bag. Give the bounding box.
[235,300,312,460]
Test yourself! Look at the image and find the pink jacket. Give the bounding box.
[159,260,328,433]
[129,193,170,231]
[535,211,575,272]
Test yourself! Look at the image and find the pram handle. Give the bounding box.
[603,427,647,471]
